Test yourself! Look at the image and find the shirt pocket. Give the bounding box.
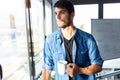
[77,49,89,67]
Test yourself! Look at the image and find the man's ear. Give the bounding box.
[70,12,75,20]
[71,12,75,18]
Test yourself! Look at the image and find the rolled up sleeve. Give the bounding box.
[87,35,104,67]
[43,39,54,71]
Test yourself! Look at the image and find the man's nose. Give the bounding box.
[56,14,60,19]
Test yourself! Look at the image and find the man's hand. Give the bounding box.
[66,63,102,77]
[66,63,80,77]
[41,69,51,80]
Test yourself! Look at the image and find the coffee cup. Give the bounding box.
[57,60,67,75]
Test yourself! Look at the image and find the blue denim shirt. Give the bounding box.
[43,27,103,80]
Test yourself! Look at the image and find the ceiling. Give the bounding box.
[47,0,120,6]
[70,0,120,5]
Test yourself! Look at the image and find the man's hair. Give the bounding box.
[54,0,74,14]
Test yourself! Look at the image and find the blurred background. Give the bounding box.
[0,0,120,80]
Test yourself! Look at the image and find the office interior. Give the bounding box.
[0,0,120,80]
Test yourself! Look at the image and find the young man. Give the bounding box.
[42,0,103,80]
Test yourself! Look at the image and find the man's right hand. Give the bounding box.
[41,69,51,80]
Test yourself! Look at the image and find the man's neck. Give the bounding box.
[61,26,74,40]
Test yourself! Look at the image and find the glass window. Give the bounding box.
[45,0,52,36]
[30,0,44,79]
[74,4,98,33]
[103,4,120,79]
[0,0,30,80]
[104,3,120,18]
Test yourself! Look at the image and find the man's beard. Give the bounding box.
[58,17,71,28]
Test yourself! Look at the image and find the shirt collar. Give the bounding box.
[56,27,77,39]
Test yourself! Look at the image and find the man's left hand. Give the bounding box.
[66,63,80,77]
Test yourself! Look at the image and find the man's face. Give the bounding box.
[54,7,73,28]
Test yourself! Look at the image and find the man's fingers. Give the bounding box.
[67,63,74,68]
[66,63,80,77]
[66,63,75,77]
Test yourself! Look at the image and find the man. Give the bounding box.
[42,0,103,80]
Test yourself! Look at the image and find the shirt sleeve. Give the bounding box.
[87,35,104,67]
[43,38,54,70]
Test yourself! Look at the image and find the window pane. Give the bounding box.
[104,3,120,18]
[102,3,120,79]
[74,4,98,33]
[0,0,30,80]
[45,0,52,36]
[30,0,44,78]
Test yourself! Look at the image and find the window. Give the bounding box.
[74,4,98,33]
[104,3,120,18]
[0,0,30,80]
[30,0,44,79]
[45,0,52,36]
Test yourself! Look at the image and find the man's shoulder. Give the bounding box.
[76,28,92,38]
[46,29,61,41]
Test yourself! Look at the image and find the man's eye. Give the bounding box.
[61,12,65,14]
[61,11,65,14]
